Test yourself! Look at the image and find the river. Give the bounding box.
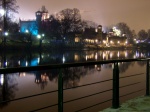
[0,49,148,112]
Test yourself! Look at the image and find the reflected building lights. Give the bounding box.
[18,60,20,65]
[35,79,40,83]
[5,61,8,67]
[38,57,40,64]
[41,74,48,82]
[86,55,88,61]
[112,64,114,69]
[74,54,79,61]
[95,53,98,60]
[117,51,120,57]
[19,72,26,77]
[103,52,106,60]
[125,51,128,58]
[106,51,109,60]
[26,61,28,66]
[136,51,139,57]
[110,52,113,59]
[62,55,65,63]
[0,74,4,85]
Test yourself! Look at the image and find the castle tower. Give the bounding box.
[36,11,42,22]
[36,11,42,33]
[97,25,102,42]
[35,6,49,34]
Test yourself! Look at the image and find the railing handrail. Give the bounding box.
[0,58,149,112]
[0,58,148,74]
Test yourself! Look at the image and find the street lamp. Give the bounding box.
[0,9,5,16]
[25,29,29,33]
[37,34,44,49]
[4,32,8,36]
[37,34,41,39]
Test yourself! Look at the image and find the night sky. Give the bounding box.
[16,0,150,33]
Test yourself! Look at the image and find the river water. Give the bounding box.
[0,49,148,112]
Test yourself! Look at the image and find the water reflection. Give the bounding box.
[0,50,148,111]
[0,74,18,108]
[0,62,146,111]
[0,49,149,68]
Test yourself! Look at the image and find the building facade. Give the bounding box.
[19,6,49,36]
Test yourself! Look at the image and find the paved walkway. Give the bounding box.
[100,96,150,112]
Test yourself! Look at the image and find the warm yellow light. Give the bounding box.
[103,40,106,43]
[110,40,113,44]
[95,28,98,32]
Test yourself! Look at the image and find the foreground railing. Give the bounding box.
[0,58,149,112]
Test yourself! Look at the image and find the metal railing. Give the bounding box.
[0,58,149,112]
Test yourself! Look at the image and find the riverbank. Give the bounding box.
[0,42,148,52]
[100,96,150,112]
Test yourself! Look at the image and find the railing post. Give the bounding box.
[112,62,120,108]
[58,69,63,112]
[146,59,149,96]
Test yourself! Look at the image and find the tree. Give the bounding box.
[0,0,19,18]
[56,8,83,40]
[0,0,19,31]
[44,15,61,40]
[138,29,148,41]
[147,29,150,39]
[116,22,132,38]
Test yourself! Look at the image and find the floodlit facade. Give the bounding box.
[19,6,49,36]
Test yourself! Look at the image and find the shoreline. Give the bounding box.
[0,44,147,52]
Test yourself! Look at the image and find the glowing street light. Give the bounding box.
[110,40,113,44]
[42,34,45,37]
[103,40,106,44]
[4,32,8,36]
[37,34,41,39]
[37,33,44,49]
[25,29,29,33]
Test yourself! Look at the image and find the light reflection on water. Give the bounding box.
[0,49,148,68]
[0,50,148,112]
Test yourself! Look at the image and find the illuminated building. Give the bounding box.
[108,36,127,46]
[19,6,49,35]
[83,25,106,44]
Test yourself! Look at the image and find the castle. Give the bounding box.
[19,6,49,35]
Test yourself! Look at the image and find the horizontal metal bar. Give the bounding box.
[120,89,145,98]
[75,99,112,112]
[0,90,58,104]
[64,89,112,104]
[119,82,141,88]
[30,103,58,112]
[0,58,148,74]
[120,73,144,79]
[64,79,112,90]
